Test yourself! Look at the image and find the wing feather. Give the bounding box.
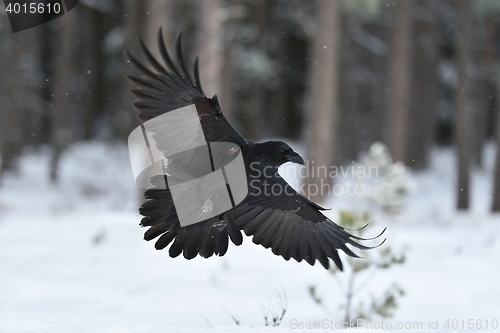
[126,28,246,145]
[169,229,189,257]
[236,174,385,270]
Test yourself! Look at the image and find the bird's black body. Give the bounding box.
[126,29,384,270]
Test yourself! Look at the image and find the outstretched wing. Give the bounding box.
[126,29,246,259]
[232,175,385,270]
[125,28,246,146]
[140,176,243,259]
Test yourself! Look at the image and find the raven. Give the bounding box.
[126,29,384,270]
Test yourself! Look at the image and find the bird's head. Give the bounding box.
[255,141,305,166]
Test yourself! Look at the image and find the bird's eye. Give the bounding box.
[279,149,285,154]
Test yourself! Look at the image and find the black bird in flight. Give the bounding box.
[126,29,384,270]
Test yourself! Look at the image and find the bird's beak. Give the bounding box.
[286,151,305,165]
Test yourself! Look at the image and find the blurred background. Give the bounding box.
[1,0,500,332]
[1,0,500,208]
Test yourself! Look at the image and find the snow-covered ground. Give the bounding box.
[1,142,499,333]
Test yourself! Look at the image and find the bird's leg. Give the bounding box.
[210,214,227,231]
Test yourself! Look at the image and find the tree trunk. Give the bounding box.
[387,0,413,164]
[118,0,148,140]
[1,33,21,177]
[219,5,243,124]
[82,5,103,140]
[491,79,500,212]
[49,12,75,182]
[145,0,174,56]
[455,0,472,210]
[198,0,223,98]
[408,0,437,170]
[305,0,341,204]
[243,0,268,141]
[470,16,487,168]
[1,26,42,179]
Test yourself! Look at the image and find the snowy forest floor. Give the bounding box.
[0,142,499,333]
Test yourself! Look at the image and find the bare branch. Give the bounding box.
[221,307,241,326]
[199,313,213,328]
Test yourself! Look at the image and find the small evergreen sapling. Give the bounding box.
[309,210,405,323]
